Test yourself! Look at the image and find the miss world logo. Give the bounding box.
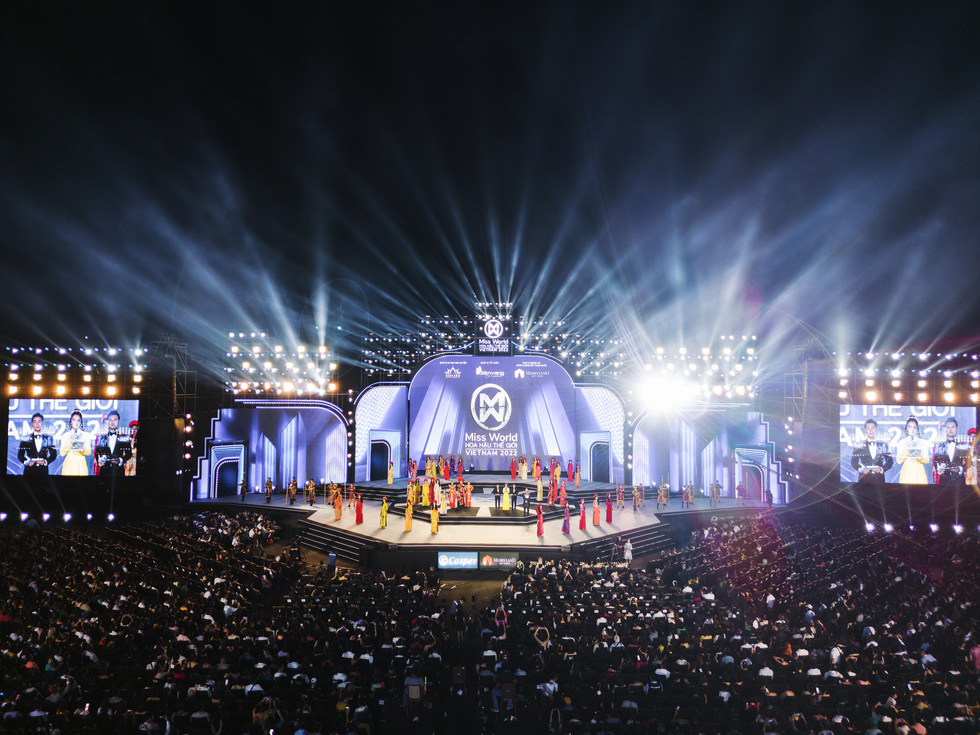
[470,383,512,431]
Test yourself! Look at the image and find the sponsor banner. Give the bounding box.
[479,551,520,570]
[437,552,479,570]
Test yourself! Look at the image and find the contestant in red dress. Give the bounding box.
[579,502,587,530]
[536,504,544,537]
[443,458,450,481]
[355,494,363,524]
[605,493,613,524]
[568,460,573,481]
[510,457,517,480]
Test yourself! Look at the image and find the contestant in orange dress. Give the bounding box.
[335,492,344,521]
[574,464,581,488]
[592,494,600,526]
[579,502,587,530]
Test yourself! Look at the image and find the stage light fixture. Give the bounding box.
[0,513,5,521]
[944,392,955,402]
[917,392,928,402]
[42,513,50,522]
[86,513,93,521]
[953,524,963,534]
[107,513,115,522]
[20,513,29,522]
[929,523,938,532]
[864,522,875,532]
[883,523,893,533]
[63,513,71,522]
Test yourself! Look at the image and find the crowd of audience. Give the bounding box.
[0,509,977,734]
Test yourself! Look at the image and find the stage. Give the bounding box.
[192,473,776,560]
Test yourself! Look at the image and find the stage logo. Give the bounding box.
[514,368,525,379]
[484,319,504,339]
[444,367,461,379]
[471,383,512,431]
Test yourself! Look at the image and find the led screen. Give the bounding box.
[408,355,577,471]
[7,398,140,476]
[631,407,782,500]
[839,404,976,484]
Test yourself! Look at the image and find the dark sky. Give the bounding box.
[2,1,979,365]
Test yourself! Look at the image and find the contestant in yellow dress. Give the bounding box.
[380,497,388,528]
[502,484,511,511]
[60,410,91,476]
[405,500,413,532]
[430,504,439,533]
[896,417,929,485]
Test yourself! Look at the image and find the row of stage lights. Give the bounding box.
[1,512,116,523]
[839,377,980,404]
[864,522,975,534]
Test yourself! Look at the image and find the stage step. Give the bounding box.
[297,519,376,565]
[574,521,675,561]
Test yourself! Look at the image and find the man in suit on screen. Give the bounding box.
[18,413,57,475]
[94,410,133,477]
[850,418,894,484]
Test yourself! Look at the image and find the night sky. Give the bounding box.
[2,1,979,367]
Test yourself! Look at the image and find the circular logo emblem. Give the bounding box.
[470,383,512,431]
[484,319,504,339]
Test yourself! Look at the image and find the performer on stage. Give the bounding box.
[240,478,247,502]
[502,484,511,511]
[735,482,746,505]
[534,457,541,481]
[266,477,274,504]
[657,483,667,510]
[337,491,346,521]
[559,480,567,507]
[405,499,413,532]
[287,478,298,505]
[548,478,557,506]
[456,460,464,483]
[536,504,544,537]
[465,481,473,507]
[523,487,531,516]
[574,464,581,488]
[443,456,450,481]
[380,497,388,528]
[579,501,587,530]
[387,461,394,485]
[510,456,517,481]
[593,494,600,526]
[568,459,573,481]
[605,493,613,523]
[562,503,570,533]
[616,485,625,509]
[430,504,439,534]
[536,475,544,502]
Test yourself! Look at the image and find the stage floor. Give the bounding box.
[194,481,772,551]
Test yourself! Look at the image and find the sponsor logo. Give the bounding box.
[444,367,461,378]
[483,319,504,339]
[514,368,525,379]
[476,366,505,378]
[437,552,479,569]
[470,383,512,431]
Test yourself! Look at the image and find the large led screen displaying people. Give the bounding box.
[6,398,140,476]
[839,404,976,485]
[631,408,783,501]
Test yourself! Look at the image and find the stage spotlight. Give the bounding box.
[107,513,115,522]
[908,524,916,531]
[20,513,28,522]
[638,375,700,410]
[883,523,893,533]
[86,513,93,521]
[953,524,963,534]
[864,522,875,533]
[63,513,71,523]
[42,513,50,522]
[929,523,939,532]
[0,513,6,522]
